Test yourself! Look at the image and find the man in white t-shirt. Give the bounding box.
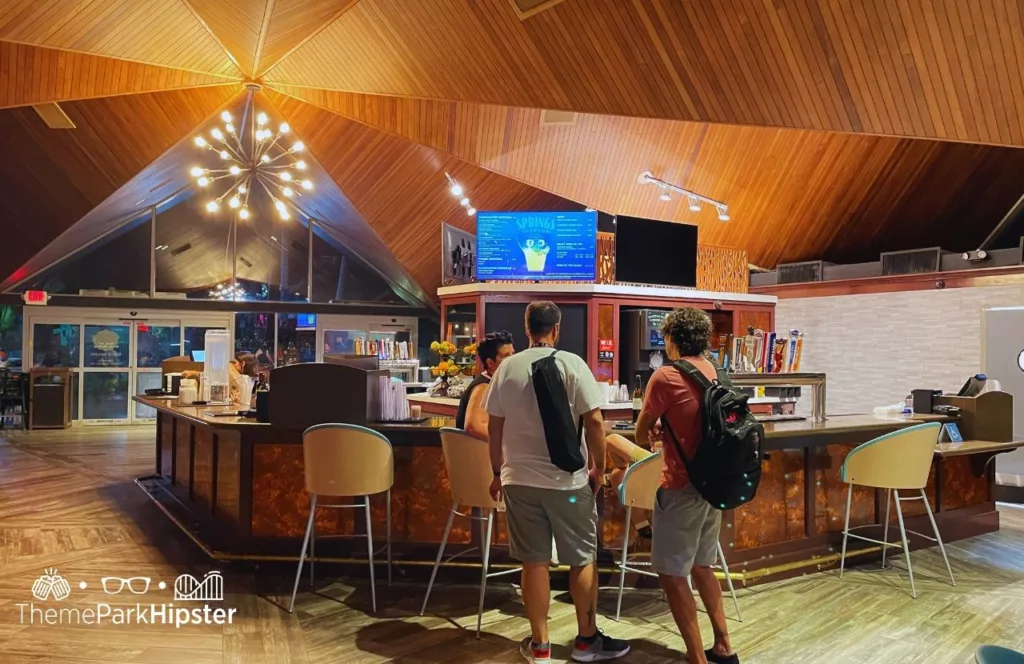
[485,301,630,664]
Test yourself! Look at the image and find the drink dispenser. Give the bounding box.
[204,329,231,403]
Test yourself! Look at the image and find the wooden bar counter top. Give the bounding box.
[134,391,1017,585]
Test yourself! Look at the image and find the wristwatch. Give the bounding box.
[493,470,501,477]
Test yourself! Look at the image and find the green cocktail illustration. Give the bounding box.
[520,238,550,272]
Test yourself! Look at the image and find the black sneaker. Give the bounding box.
[705,648,740,664]
[520,636,552,663]
[572,629,630,662]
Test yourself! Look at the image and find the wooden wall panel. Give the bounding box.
[186,0,268,75]
[0,42,239,109]
[272,87,1024,270]
[0,85,239,286]
[258,0,359,75]
[0,0,240,76]
[265,0,1024,146]
[268,90,580,299]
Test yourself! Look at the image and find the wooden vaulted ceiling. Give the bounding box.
[2,0,1024,303]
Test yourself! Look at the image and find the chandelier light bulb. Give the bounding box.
[228,196,240,208]
[280,208,290,221]
[206,200,219,212]
[295,160,307,170]
[219,150,230,160]
[257,112,267,125]
[211,128,224,140]
[301,180,313,191]
[261,154,270,164]
[280,171,293,181]
[189,166,204,177]
[274,200,286,213]
[291,141,305,152]
[239,207,251,220]
[279,123,290,134]
[221,111,232,122]
[226,123,235,133]
[467,207,477,216]
[194,136,207,147]
[238,184,247,194]
[283,187,294,198]
[450,183,463,197]
[197,176,210,187]
[229,165,241,175]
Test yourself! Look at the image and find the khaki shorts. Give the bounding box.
[651,485,722,577]
[502,484,598,567]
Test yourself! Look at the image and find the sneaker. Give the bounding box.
[520,637,551,663]
[572,629,631,662]
[705,648,740,664]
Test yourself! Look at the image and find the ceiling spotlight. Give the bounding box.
[260,154,271,164]
[257,112,267,125]
[189,166,204,177]
[460,197,470,206]
[291,141,304,152]
[962,249,989,261]
[450,182,464,197]
[688,196,701,212]
[194,136,207,148]
[659,188,671,202]
[300,180,313,191]
[197,176,209,187]
[239,207,251,220]
[295,160,307,170]
[717,205,730,221]
[226,123,235,133]
[229,165,241,176]
[219,150,230,160]
[585,207,595,213]
[221,111,232,122]
[206,200,219,212]
[283,187,294,198]
[211,128,224,140]
[280,171,293,181]
[279,123,290,134]
[238,184,247,194]
[467,207,476,216]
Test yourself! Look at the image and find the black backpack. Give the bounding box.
[531,350,586,473]
[661,360,764,510]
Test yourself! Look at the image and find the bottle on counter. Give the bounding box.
[632,374,643,423]
[255,372,270,422]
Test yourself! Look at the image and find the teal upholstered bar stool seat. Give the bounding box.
[838,421,955,598]
[977,646,1024,663]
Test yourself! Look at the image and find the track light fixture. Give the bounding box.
[637,170,730,222]
[445,172,476,216]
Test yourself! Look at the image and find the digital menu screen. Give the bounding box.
[476,211,597,282]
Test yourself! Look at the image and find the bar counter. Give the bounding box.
[134,394,1019,585]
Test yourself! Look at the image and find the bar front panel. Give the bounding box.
[193,426,215,509]
[942,456,991,510]
[159,412,174,480]
[812,444,874,534]
[216,432,241,524]
[734,448,805,550]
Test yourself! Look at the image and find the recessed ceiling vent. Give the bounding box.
[32,103,75,129]
[881,248,941,276]
[509,0,569,20]
[777,261,827,284]
[541,109,577,127]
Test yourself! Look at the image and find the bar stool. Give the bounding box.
[613,452,741,622]
[977,645,1024,663]
[839,421,955,598]
[420,427,520,638]
[288,423,394,614]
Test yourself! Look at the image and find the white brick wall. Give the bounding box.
[775,284,1024,415]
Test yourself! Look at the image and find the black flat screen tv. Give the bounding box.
[614,216,698,288]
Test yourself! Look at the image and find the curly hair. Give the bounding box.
[477,330,513,365]
[660,307,713,357]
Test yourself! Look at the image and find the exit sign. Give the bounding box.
[22,290,48,305]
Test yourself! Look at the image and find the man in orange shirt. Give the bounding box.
[634,307,739,664]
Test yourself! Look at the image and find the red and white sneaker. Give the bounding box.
[520,637,552,663]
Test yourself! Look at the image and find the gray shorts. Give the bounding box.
[502,484,598,567]
[652,485,722,577]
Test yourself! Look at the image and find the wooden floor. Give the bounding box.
[1,427,1023,664]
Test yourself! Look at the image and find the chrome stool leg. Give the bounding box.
[839,486,853,578]
[476,509,495,639]
[717,541,742,622]
[881,489,891,569]
[615,505,632,621]
[365,495,377,612]
[289,494,317,613]
[893,489,916,598]
[421,503,456,616]
[921,489,956,587]
[386,489,392,587]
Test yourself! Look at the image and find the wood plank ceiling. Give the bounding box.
[2,0,1024,302]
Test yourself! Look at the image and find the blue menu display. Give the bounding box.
[476,211,597,282]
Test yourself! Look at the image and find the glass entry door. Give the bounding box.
[81,322,132,422]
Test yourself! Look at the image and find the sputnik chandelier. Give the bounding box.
[189,105,313,221]
[209,282,246,300]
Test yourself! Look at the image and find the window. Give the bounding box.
[32,324,80,368]
[312,224,405,303]
[235,313,274,371]
[0,305,23,370]
[277,314,316,366]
